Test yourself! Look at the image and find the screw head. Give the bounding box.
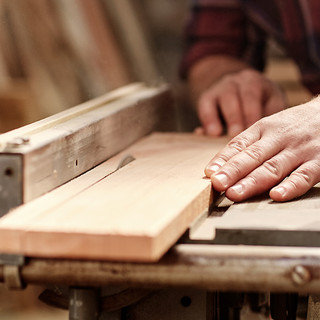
[291,265,311,286]
[6,137,30,148]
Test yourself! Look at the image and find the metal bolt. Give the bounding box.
[291,265,311,286]
[6,137,30,148]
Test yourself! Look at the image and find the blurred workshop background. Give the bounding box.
[0,0,312,134]
[0,0,312,319]
[0,0,191,134]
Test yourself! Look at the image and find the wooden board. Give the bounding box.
[0,133,228,262]
[0,83,174,215]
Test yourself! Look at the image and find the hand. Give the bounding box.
[197,69,287,137]
[205,96,320,202]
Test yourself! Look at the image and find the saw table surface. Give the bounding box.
[209,185,320,247]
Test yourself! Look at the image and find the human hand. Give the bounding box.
[197,69,287,137]
[205,96,320,202]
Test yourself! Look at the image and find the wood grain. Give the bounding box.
[0,133,228,262]
[0,84,174,216]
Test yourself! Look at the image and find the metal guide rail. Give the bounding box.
[0,238,320,319]
[0,83,174,216]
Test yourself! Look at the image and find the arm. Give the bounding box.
[181,1,286,137]
[205,96,320,202]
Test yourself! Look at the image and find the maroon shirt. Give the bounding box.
[181,0,320,94]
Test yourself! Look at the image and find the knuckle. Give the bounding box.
[242,145,265,163]
[227,137,250,152]
[301,133,313,144]
[256,117,268,127]
[243,90,260,102]
[291,164,318,187]
[297,170,313,185]
[286,179,300,192]
[220,76,239,91]
[198,89,218,105]
[254,118,270,134]
[263,157,283,178]
[238,69,260,81]
[246,175,259,187]
[226,161,243,176]
[221,74,234,83]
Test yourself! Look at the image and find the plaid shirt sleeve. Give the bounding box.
[180,0,267,78]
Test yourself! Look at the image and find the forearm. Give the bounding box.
[187,55,250,104]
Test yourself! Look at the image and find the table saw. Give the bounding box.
[0,83,320,319]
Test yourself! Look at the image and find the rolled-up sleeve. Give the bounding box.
[180,0,248,78]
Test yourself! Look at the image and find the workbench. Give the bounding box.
[0,84,320,320]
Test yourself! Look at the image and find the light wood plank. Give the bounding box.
[0,84,174,215]
[0,133,228,262]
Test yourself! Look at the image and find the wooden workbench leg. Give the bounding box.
[307,295,320,320]
[69,287,100,320]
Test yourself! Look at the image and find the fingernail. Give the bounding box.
[194,127,205,135]
[206,164,220,175]
[205,159,225,175]
[212,173,228,188]
[273,186,286,197]
[229,183,243,194]
[207,124,221,136]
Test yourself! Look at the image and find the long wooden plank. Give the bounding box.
[0,133,228,262]
[0,84,174,215]
[0,83,144,144]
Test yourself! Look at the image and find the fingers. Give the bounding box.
[270,161,320,201]
[198,94,223,136]
[240,85,263,127]
[196,69,287,138]
[218,83,245,137]
[211,137,283,192]
[198,79,246,137]
[205,123,262,177]
[194,127,205,135]
[203,95,320,202]
[210,146,320,202]
[225,149,300,201]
